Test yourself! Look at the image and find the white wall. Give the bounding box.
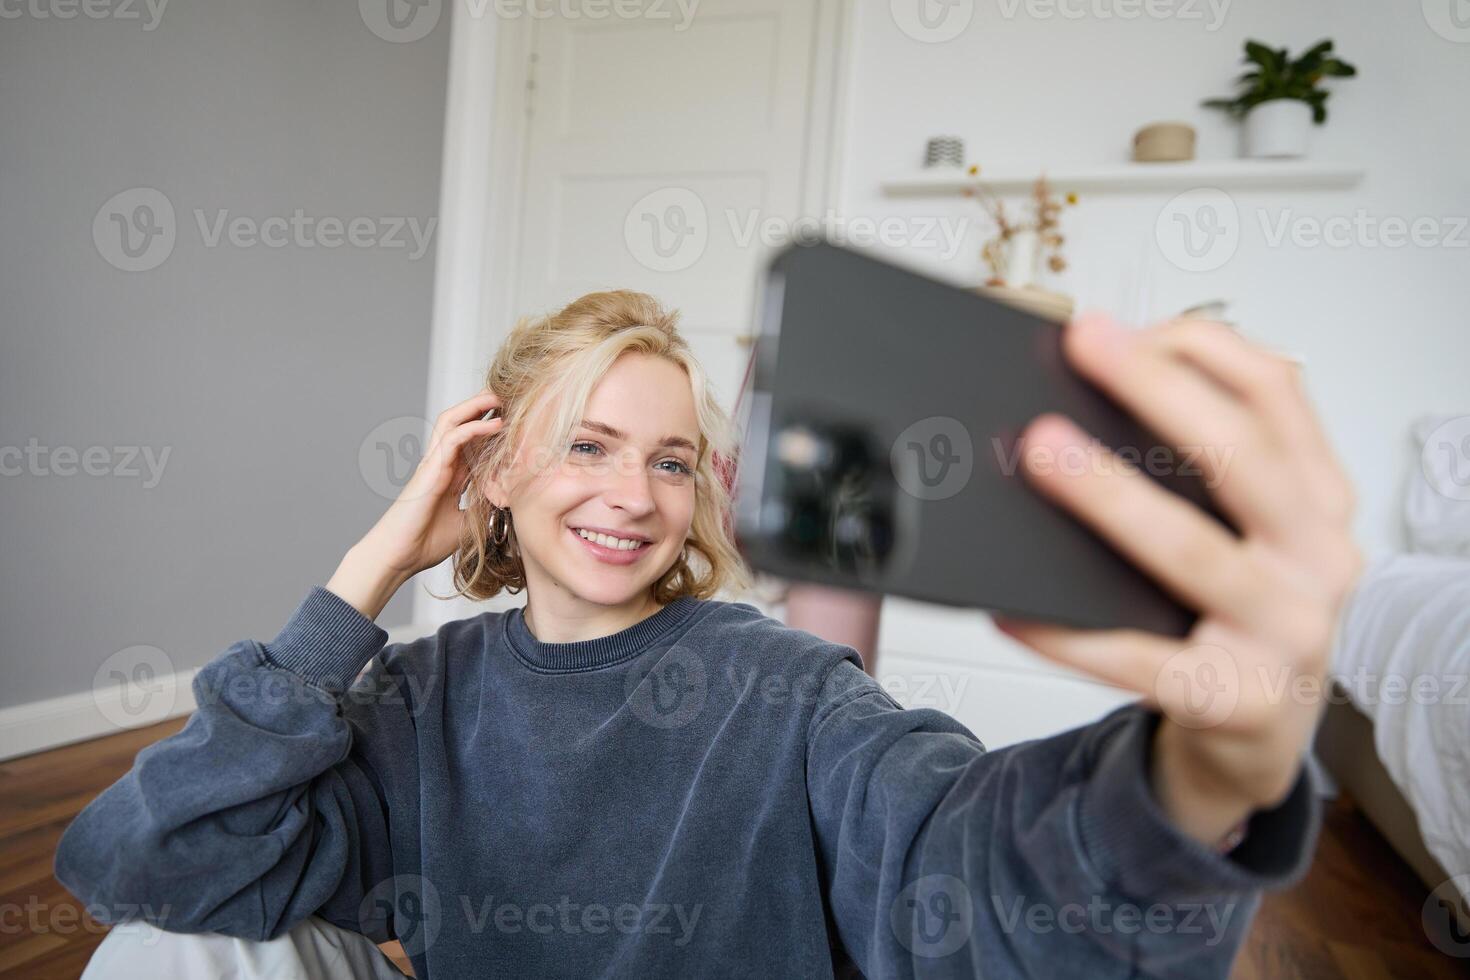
[838,0,1470,560]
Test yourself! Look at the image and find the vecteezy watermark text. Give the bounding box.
[460,895,702,946]
[623,188,971,272]
[359,0,700,43]
[0,0,168,29]
[1156,188,1469,272]
[992,435,1236,489]
[93,188,436,272]
[193,209,436,259]
[1,439,170,487]
[1,897,174,940]
[994,0,1230,31]
[993,894,1239,946]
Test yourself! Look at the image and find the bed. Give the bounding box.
[1315,414,1470,938]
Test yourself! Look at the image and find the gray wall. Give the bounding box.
[1,1,449,708]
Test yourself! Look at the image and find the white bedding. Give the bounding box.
[1330,553,1470,892]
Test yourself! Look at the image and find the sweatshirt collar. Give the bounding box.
[505,595,702,672]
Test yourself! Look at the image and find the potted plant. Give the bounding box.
[963,166,1078,321]
[1202,39,1357,159]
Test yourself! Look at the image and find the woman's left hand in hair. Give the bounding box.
[995,312,1363,848]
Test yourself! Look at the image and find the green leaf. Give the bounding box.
[1218,38,1353,116]
[1244,40,1277,68]
[1296,39,1334,67]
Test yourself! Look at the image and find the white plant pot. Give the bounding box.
[1243,100,1314,159]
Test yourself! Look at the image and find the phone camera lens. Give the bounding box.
[771,420,893,580]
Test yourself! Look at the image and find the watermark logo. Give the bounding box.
[359,415,429,501]
[93,190,436,270]
[993,893,1238,945]
[1258,209,1468,249]
[460,894,702,943]
[0,897,174,941]
[360,0,441,42]
[479,0,700,29]
[623,192,970,271]
[0,0,169,29]
[1423,0,1470,42]
[891,416,974,501]
[1152,643,1239,729]
[890,874,974,957]
[1422,875,1470,957]
[624,187,708,273]
[994,0,1230,30]
[193,209,436,258]
[878,670,972,714]
[724,663,824,710]
[92,645,175,728]
[1317,667,1469,709]
[991,434,1234,489]
[727,209,971,262]
[1156,200,1467,271]
[1420,416,1470,501]
[0,439,171,487]
[94,188,176,272]
[890,0,973,43]
[1156,188,1239,272]
[360,874,442,958]
[625,645,707,728]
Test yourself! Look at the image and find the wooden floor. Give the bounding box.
[2,719,1466,979]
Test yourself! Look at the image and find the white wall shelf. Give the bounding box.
[882,160,1364,196]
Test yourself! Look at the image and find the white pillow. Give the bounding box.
[1406,413,1470,557]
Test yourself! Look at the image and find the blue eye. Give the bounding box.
[572,441,691,476]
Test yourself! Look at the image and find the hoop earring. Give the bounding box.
[489,506,511,548]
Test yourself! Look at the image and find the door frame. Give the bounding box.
[414,0,860,627]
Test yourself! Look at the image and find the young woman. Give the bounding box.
[58,290,1361,978]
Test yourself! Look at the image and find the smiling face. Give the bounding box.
[487,351,701,619]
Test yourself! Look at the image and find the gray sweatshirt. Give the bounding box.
[55,585,1318,978]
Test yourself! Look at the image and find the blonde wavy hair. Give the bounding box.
[444,289,753,606]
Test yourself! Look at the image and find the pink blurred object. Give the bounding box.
[784,584,883,677]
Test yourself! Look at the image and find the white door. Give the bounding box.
[513,0,826,410]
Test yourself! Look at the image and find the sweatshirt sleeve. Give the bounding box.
[805,659,1319,979]
[54,586,407,942]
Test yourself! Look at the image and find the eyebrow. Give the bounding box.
[579,419,698,455]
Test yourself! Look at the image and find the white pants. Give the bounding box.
[81,916,410,979]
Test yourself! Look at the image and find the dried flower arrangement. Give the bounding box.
[963,164,1078,288]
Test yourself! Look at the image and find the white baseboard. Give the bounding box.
[0,668,201,763]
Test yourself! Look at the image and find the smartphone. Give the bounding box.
[733,240,1230,637]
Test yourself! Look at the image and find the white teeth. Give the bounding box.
[574,528,645,550]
